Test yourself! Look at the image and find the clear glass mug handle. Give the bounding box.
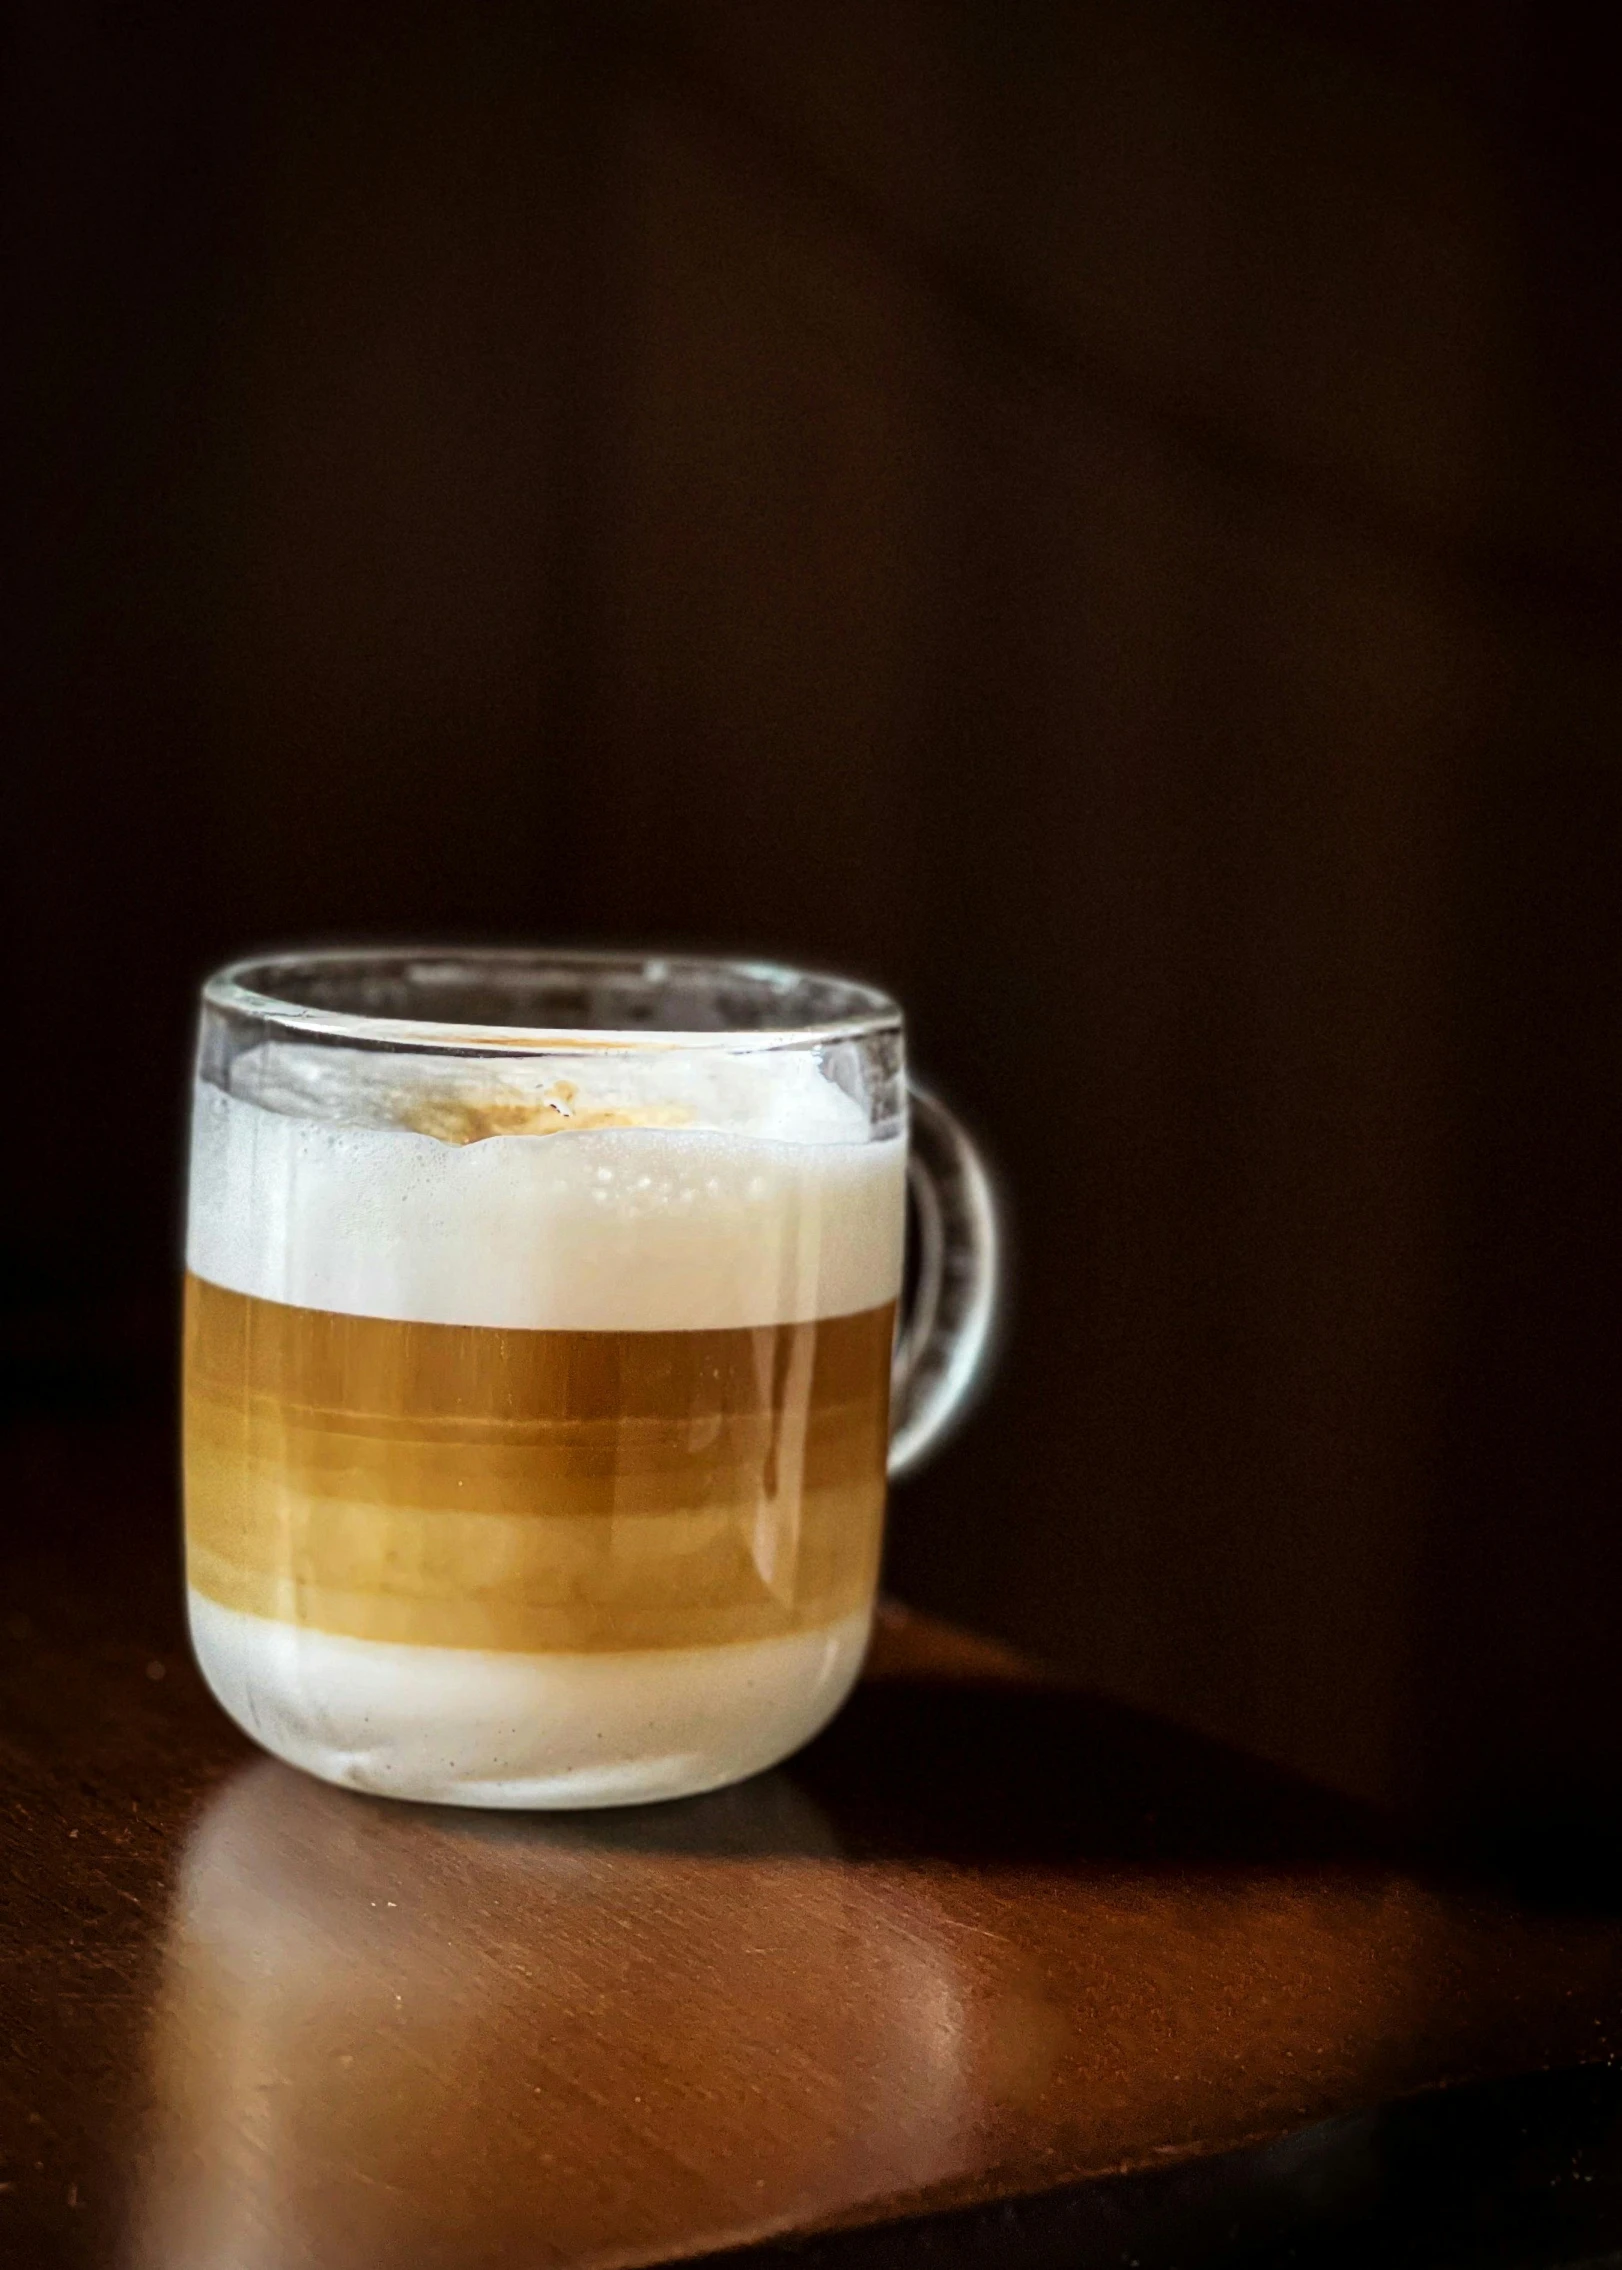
[890,1083,1003,1479]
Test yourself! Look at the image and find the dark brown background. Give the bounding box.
[6,0,1620,1833]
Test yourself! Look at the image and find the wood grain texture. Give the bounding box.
[7,1420,1622,2268]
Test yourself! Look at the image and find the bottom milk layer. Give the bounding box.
[188,1590,871,1808]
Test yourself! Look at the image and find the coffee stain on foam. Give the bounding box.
[401,1080,695,1146]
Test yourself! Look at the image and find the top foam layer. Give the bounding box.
[187,1046,905,1331]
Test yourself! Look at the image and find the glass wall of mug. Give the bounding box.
[183,950,967,1808]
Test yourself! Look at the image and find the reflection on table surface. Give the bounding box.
[121,1639,1622,2270]
[129,1759,980,2269]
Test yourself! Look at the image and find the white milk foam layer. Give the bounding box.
[188,1045,905,1331]
[189,1589,872,1807]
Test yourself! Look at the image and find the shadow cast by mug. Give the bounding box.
[794,1674,1395,1868]
[478,1674,1397,1872]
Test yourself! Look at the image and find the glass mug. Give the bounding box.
[182,949,1000,1807]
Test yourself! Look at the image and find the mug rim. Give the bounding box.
[203,946,903,1054]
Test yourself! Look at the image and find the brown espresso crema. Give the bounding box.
[184,1276,893,1655]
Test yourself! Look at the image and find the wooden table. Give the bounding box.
[7,1415,1622,2268]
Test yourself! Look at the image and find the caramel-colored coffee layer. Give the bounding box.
[183,1277,891,1652]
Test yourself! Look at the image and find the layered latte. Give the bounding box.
[183,1047,905,1805]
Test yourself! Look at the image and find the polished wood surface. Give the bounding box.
[6,1417,1622,2268]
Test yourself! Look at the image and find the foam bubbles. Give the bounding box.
[230,1040,875,1143]
[187,1047,905,1331]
